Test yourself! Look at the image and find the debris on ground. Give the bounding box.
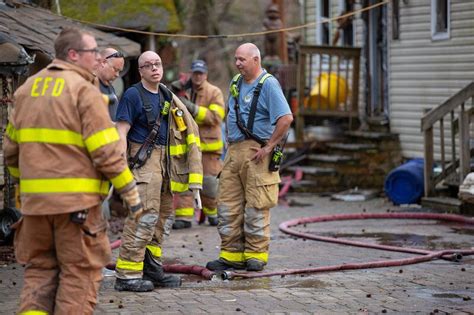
[109,216,125,235]
[331,188,379,201]
[0,245,15,266]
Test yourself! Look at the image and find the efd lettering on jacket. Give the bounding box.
[31,77,65,97]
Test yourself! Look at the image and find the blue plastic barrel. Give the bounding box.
[384,159,424,205]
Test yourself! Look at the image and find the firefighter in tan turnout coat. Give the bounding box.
[4,28,143,314]
[171,60,225,229]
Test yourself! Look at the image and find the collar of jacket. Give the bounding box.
[47,59,96,83]
[192,80,209,92]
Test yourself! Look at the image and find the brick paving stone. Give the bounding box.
[1,195,474,314]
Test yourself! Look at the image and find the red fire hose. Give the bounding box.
[107,240,216,280]
[220,212,474,280]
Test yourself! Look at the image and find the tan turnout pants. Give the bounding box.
[175,152,222,221]
[14,205,111,315]
[116,144,174,279]
[217,140,280,264]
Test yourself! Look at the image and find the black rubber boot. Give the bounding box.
[172,220,192,230]
[207,216,218,226]
[114,278,154,292]
[246,259,266,272]
[205,258,246,271]
[143,249,182,288]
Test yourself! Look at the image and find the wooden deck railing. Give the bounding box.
[421,82,474,197]
[295,45,361,141]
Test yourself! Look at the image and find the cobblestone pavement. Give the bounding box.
[1,194,473,314]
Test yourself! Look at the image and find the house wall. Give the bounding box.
[303,0,316,43]
[388,0,474,158]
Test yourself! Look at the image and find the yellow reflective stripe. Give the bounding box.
[232,73,241,83]
[7,166,20,178]
[201,140,223,152]
[169,134,201,156]
[169,144,186,156]
[16,128,84,147]
[19,311,49,315]
[195,106,207,124]
[175,207,194,217]
[146,245,162,258]
[202,206,217,216]
[187,133,200,148]
[171,173,202,192]
[84,127,120,153]
[116,258,143,271]
[244,251,269,262]
[220,250,244,263]
[20,178,109,194]
[209,104,225,119]
[6,123,18,142]
[110,168,134,190]
[260,73,272,84]
[189,173,203,185]
[171,180,188,192]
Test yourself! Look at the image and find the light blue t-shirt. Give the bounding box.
[226,71,291,143]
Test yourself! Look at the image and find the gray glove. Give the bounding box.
[170,80,184,93]
[121,186,144,222]
[180,97,199,116]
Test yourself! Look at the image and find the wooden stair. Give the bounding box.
[282,130,402,194]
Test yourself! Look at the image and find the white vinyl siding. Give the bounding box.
[304,0,317,44]
[389,0,474,158]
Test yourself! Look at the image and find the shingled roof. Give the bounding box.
[0,2,141,59]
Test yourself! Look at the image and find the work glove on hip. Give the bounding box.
[121,186,144,221]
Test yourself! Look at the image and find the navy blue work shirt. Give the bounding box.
[115,83,169,145]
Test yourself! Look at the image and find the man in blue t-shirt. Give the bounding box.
[113,51,181,292]
[206,43,293,272]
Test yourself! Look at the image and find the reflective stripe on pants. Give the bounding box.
[116,144,174,279]
[216,140,279,263]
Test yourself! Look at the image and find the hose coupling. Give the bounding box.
[450,253,463,262]
[219,271,233,280]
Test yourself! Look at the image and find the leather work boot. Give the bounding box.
[205,258,246,271]
[114,278,154,292]
[207,216,218,226]
[246,259,266,272]
[143,249,182,288]
[172,219,192,230]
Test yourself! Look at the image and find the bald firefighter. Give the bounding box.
[206,43,293,272]
[4,27,142,314]
[114,51,203,291]
[170,60,225,229]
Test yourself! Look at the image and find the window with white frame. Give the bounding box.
[431,0,450,40]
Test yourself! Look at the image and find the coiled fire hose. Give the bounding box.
[107,212,474,281]
[220,212,474,280]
